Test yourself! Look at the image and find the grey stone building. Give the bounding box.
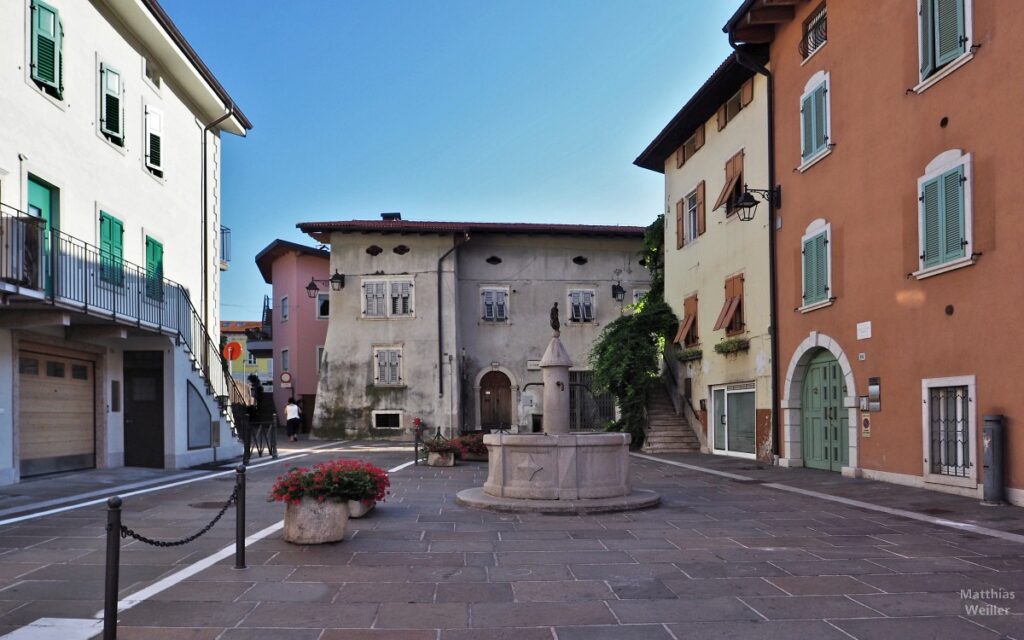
[297,216,649,438]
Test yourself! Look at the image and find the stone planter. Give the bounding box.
[283,498,349,544]
[426,451,455,467]
[347,500,375,518]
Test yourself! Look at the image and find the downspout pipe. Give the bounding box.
[729,35,781,460]
[200,105,235,337]
[437,232,470,397]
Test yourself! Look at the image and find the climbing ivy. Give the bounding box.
[589,215,677,448]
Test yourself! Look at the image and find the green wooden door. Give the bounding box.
[801,351,848,471]
[27,177,55,294]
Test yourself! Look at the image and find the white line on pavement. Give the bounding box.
[0,617,102,640]
[0,441,344,528]
[388,460,417,473]
[632,452,1024,545]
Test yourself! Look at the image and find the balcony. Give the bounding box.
[219,225,231,271]
[0,202,245,409]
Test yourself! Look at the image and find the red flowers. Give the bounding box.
[269,459,390,506]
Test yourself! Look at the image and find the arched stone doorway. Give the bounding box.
[479,370,512,432]
[781,331,859,476]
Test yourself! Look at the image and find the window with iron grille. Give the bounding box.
[481,287,509,322]
[373,347,402,385]
[800,3,827,59]
[567,289,595,323]
[927,385,971,477]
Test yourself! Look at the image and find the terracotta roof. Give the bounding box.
[634,54,762,173]
[296,220,646,238]
[221,321,261,332]
[254,239,330,284]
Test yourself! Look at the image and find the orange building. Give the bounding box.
[726,0,1023,504]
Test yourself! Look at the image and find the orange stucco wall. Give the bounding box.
[771,1,1023,493]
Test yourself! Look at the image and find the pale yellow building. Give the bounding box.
[635,55,772,461]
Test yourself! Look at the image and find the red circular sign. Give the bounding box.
[223,341,242,361]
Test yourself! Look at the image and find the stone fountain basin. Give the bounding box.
[482,432,631,500]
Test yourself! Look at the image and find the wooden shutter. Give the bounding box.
[920,0,936,77]
[31,1,61,91]
[694,123,705,151]
[714,152,744,211]
[676,147,684,169]
[803,233,828,304]
[145,107,164,171]
[100,64,124,142]
[145,237,164,300]
[920,176,942,267]
[935,0,965,67]
[740,78,754,107]
[100,213,124,285]
[813,84,828,151]
[696,181,706,236]
[482,289,494,320]
[570,291,582,321]
[389,350,400,383]
[374,350,384,382]
[583,291,594,321]
[802,236,816,304]
[801,93,814,159]
[675,199,684,249]
[941,167,966,262]
[496,290,507,320]
[674,315,694,345]
[716,105,727,131]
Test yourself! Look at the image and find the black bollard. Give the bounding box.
[104,496,122,640]
[234,464,246,569]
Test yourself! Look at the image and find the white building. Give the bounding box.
[0,0,251,482]
[298,215,650,439]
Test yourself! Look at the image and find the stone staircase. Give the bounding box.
[642,389,701,454]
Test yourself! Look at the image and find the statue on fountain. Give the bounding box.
[549,302,560,334]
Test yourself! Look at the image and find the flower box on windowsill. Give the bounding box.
[714,338,750,356]
[678,348,703,362]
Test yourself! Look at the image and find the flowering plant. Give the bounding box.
[422,438,462,456]
[269,459,390,506]
[452,433,487,456]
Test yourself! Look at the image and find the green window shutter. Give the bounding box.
[100,212,124,285]
[813,84,828,153]
[941,167,966,262]
[802,236,816,304]
[31,1,60,91]
[800,94,814,160]
[920,0,936,78]
[802,233,829,304]
[934,0,966,68]
[100,64,124,142]
[146,237,164,300]
[920,176,942,268]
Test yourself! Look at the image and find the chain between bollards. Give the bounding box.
[234,464,246,570]
[103,496,122,640]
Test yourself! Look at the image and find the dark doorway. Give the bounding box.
[124,351,165,468]
[300,395,315,433]
[480,370,512,431]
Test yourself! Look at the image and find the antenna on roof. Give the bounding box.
[381,212,402,221]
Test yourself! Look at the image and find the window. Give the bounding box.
[676,182,706,249]
[280,296,289,321]
[19,357,39,375]
[712,274,744,336]
[99,212,124,285]
[144,106,164,177]
[316,292,329,319]
[919,0,970,82]
[71,364,88,380]
[713,151,745,214]
[716,79,753,131]
[142,56,161,90]
[46,360,65,378]
[145,236,163,301]
[922,376,976,487]
[280,349,290,372]
[30,0,63,99]
[711,382,756,457]
[373,347,402,385]
[800,72,830,165]
[917,151,971,276]
[362,278,414,318]
[481,288,509,322]
[389,280,413,316]
[632,289,649,305]
[801,221,831,308]
[673,294,699,347]
[800,3,827,59]
[567,289,595,323]
[247,352,256,366]
[373,411,402,430]
[675,125,705,168]
[99,64,124,145]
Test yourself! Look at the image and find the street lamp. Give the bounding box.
[733,184,782,222]
[305,270,346,298]
[611,283,626,302]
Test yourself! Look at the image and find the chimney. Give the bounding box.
[381,212,402,221]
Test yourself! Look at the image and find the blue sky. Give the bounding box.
[160,1,737,319]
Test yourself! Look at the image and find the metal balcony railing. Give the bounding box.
[0,202,245,414]
[220,225,231,265]
[799,5,827,59]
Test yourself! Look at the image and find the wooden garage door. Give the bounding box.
[18,350,96,476]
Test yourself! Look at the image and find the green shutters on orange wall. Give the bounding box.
[920,0,966,79]
[31,0,63,97]
[802,232,828,305]
[920,166,965,268]
[801,82,828,161]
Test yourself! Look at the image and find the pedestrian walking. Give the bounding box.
[285,397,302,442]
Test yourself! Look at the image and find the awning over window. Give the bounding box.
[713,296,741,331]
[673,314,695,345]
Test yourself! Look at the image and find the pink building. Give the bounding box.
[254,240,330,431]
